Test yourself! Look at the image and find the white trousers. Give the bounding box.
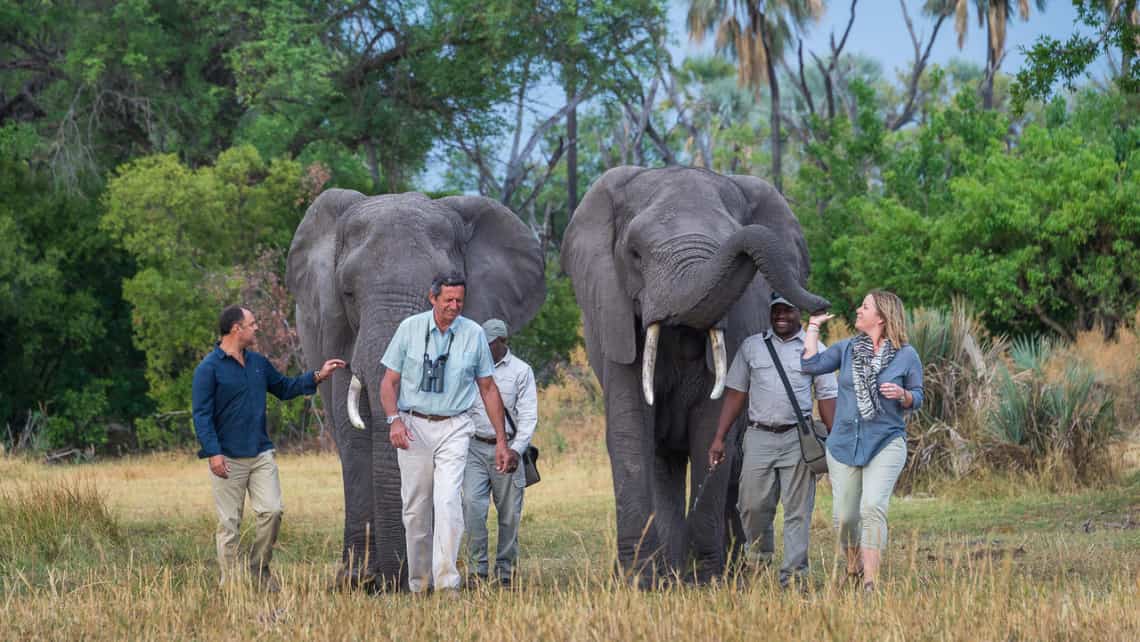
[826,437,907,551]
[397,412,474,592]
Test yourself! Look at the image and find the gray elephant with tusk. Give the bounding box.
[562,165,829,586]
[286,189,545,591]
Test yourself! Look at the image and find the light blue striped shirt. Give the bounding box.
[381,311,495,416]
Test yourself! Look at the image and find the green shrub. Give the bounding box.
[900,300,1005,488]
[987,335,1118,485]
[510,263,582,383]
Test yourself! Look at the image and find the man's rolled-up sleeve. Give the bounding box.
[725,348,750,393]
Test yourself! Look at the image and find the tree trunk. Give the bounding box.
[366,139,381,193]
[565,76,579,246]
[761,16,783,192]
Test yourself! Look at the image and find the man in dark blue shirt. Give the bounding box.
[192,304,345,591]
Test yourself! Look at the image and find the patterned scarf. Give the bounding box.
[852,334,897,420]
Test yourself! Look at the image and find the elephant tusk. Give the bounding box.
[709,328,726,400]
[642,323,660,406]
[347,375,366,430]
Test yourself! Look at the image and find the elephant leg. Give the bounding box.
[334,382,376,589]
[371,423,407,591]
[724,418,747,565]
[603,362,663,587]
[652,447,687,578]
[686,396,730,583]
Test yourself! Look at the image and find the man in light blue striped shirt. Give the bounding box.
[380,274,512,596]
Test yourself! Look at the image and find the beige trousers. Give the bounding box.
[210,449,284,582]
[397,412,474,593]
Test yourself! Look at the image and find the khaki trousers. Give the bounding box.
[210,449,284,582]
[397,412,474,593]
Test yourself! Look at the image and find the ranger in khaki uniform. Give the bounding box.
[708,293,837,589]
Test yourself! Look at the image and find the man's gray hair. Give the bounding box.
[430,273,466,297]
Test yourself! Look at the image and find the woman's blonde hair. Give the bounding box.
[869,289,908,346]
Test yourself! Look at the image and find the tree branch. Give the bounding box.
[888,0,948,130]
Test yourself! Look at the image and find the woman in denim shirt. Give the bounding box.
[801,290,923,592]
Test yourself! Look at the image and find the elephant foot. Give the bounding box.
[331,566,376,593]
[612,558,674,591]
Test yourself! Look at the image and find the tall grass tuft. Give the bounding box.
[536,345,605,458]
[899,300,1006,488]
[0,478,120,567]
[988,335,1121,486]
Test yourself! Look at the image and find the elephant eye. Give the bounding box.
[343,291,354,299]
[630,249,641,263]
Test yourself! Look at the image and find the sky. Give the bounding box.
[668,0,1103,81]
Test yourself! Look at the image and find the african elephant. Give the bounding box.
[561,166,829,585]
[286,189,545,590]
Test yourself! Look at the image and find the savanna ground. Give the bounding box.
[3,364,1139,641]
[2,451,1138,640]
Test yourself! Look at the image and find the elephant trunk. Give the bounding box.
[666,224,829,329]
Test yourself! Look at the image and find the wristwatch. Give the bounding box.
[386,414,401,425]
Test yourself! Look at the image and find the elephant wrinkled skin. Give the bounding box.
[286,190,545,590]
[561,166,829,585]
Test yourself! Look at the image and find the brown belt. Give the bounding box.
[472,434,498,445]
[407,410,454,422]
[749,422,797,434]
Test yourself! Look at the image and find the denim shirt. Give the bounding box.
[192,345,317,459]
[380,311,495,416]
[800,337,924,467]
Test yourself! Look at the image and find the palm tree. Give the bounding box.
[687,0,823,191]
[1102,1,1140,83]
[941,0,1047,109]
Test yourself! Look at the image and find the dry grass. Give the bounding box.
[3,314,1139,639]
[2,449,1138,640]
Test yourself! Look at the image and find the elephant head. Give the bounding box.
[564,165,827,403]
[286,189,545,589]
[561,166,827,583]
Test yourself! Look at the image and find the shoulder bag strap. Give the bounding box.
[503,407,518,441]
[762,336,811,438]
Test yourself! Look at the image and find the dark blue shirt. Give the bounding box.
[801,338,924,467]
[192,344,317,458]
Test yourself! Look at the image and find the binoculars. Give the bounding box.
[419,354,448,393]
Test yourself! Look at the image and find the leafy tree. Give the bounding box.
[509,262,583,382]
[1011,0,1140,114]
[0,0,261,185]
[227,0,536,194]
[102,146,307,447]
[0,123,147,450]
[931,91,1140,337]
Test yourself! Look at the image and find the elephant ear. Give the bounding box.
[561,166,643,365]
[438,196,546,333]
[286,188,368,368]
